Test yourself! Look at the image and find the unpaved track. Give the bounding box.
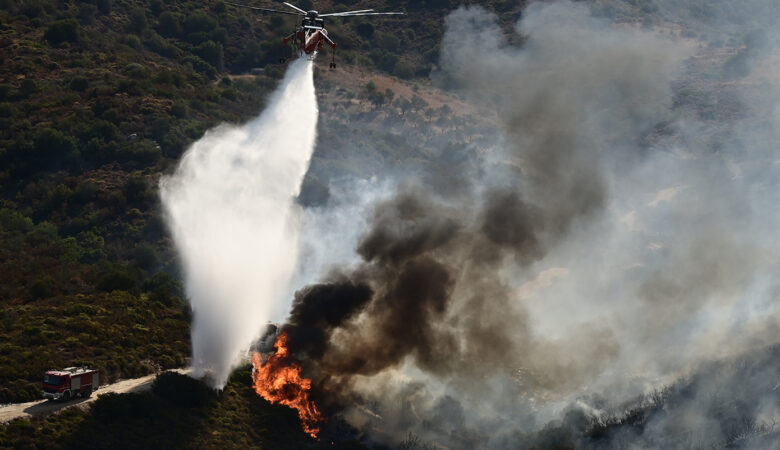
[0,369,188,423]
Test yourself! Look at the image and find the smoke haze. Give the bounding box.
[275,1,780,447]
[160,59,317,388]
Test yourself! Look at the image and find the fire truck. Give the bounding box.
[42,366,99,401]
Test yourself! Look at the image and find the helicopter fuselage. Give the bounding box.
[284,13,335,65]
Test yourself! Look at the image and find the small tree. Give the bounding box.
[410,94,428,112]
[197,40,224,71]
[384,88,395,105]
[364,80,377,95]
[157,11,182,37]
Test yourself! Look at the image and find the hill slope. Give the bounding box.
[0,0,504,405]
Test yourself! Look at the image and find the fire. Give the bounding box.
[251,332,325,438]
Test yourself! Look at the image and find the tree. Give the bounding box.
[33,128,77,161]
[364,80,377,95]
[394,61,414,80]
[378,32,400,53]
[411,94,428,112]
[384,88,395,105]
[378,53,399,72]
[395,97,412,116]
[157,11,182,37]
[197,41,224,71]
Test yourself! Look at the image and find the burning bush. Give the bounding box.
[251,332,325,438]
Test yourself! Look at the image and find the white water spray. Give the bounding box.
[160,59,317,388]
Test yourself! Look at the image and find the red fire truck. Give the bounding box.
[42,366,99,401]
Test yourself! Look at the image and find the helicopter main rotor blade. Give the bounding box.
[226,1,302,15]
[321,11,405,17]
[282,2,307,14]
[318,9,374,16]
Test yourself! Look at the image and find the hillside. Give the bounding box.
[0,0,507,406]
[2,0,779,448]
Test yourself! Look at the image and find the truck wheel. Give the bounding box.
[84,387,92,398]
[63,390,71,401]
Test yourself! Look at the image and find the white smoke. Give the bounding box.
[159,59,317,388]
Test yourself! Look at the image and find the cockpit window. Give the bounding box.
[44,374,66,385]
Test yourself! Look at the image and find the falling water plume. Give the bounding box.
[160,59,318,388]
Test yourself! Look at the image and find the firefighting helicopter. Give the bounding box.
[226,2,404,69]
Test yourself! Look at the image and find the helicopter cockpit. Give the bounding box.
[302,11,324,29]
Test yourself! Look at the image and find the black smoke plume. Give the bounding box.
[261,1,780,447]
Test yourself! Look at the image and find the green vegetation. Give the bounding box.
[0,0,285,404]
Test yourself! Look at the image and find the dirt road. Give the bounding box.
[0,369,188,423]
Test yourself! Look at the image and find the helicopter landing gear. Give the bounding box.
[329,44,337,69]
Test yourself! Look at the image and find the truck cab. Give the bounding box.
[42,366,99,401]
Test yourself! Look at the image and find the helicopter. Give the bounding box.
[226,2,404,69]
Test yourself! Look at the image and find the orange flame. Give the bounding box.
[251,332,325,438]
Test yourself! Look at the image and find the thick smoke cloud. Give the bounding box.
[269,1,780,447]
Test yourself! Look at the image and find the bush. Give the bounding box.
[96,265,139,293]
[378,32,400,53]
[131,244,158,271]
[378,53,399,72]
[154,69,185,87]
[145,33,180,58]
[356,22,374,39]
[77,4,97,25]
[7,419,34,436]
[394,61,414,79]
[123,34,141,50]
[0,208,33,233]
[152,372,216,408]
[122,63,150,79]
[69,76,89,92]
[196,41,224,71]
[21,1,47,19]
[157,11,182,37]
[83,119,119,143]
[92,393,155,420]
[44,19,81,45]
[182,55,216,78]
[183,10,217,35]
[19,79,38,97]
[33,127,77,161]
[124,173,152,203]
[128,9,147,33]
